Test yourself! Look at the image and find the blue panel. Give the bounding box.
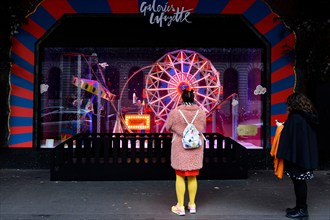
[9,117,33,127]
[9,133,33,145]
[183,64,189,72]
[10,75,34,91]
[271,56,293,72]
[264,23,291,46]
[10,96,34,108]
[271,75,295,93]
[168,68,175,76]
[14,29,37,52]
[68,0,111,13]
[29,7,57,30]
[243,0,271,25]
[194,0,230,14]
[11,53,34,73]
[271,103,287,115]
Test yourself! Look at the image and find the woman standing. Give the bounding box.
[277,93,319,219]
[165,89,206,216]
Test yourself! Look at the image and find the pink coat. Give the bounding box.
[165,104,207,171]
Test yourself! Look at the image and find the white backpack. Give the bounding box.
[178,109,206,150]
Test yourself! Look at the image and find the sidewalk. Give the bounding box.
[0,169,329,220]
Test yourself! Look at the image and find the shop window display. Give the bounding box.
[38,47,265,149]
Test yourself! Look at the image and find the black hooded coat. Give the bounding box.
[277,110,319,170]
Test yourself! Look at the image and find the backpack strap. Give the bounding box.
[178,109,199,124]
[178,110,189,124]
[192,110,207,141]
[191,110,199,124]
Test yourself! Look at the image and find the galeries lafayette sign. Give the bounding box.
[140,0,192,27]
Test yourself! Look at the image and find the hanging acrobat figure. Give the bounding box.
[72,52,116,133]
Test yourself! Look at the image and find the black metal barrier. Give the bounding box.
[50,133,247,181]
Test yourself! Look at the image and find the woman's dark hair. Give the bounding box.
[181,89,194,103]
[286,92,316,113]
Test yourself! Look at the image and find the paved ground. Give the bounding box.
[0,169,329,220]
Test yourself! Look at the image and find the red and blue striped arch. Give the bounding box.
[9,0,295,148]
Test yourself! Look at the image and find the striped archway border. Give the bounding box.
[9,0,295,148]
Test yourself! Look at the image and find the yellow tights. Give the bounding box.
[175,175,197,207]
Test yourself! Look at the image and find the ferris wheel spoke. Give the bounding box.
[160,123,166,133]
[148,74,177,87]
[190,61,208,80]
[149,90,177,105]
[179,51,184,73]
[179,72,193,86]
[203,80,219,87]
[147,87,177,91]
[174,94,181,108]
[146,79,160,90]
[152,94,170,109]
[158,93,179,116]
[166,55,182,82]
[186,53,196,75]
[195,92,218,102]
[156,63,179,84]
[194,85,219,89]
[151,93,178,120]
[191,74,210,86]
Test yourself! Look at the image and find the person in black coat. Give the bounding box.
[277,92,319,219]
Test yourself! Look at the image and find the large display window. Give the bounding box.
[38,47,266,149]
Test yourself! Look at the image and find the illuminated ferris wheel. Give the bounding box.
[145,49,221,131]
[117,49,221,133]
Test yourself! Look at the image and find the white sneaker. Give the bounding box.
[188,203,196,214]
[171,204,185,216]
